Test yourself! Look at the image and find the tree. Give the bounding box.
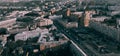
[0,28,8,35]
[24,12,40,17]
[16,16,35,29]
[5,41,16,51]
[16,16,34,22]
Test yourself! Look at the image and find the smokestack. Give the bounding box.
[67,8,71,16]
[84,11,91,27]
[51,8,56,14]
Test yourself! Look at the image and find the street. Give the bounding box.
[53,20,97,56]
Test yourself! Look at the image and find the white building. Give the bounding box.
[33,7,41,12]
[49,15,63,20]
[37,28,49,43]
[91,16,110,22]
[15,28,41,41]
[72,12,83,17]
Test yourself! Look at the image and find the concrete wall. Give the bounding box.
[89,20,120,41]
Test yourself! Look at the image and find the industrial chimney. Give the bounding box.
[84,11,91,27]
[67,8,71,17]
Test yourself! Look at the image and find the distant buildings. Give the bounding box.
[0,0,19,2]
[0,0,40,2]
[0,11,30,28]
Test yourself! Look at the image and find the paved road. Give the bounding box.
[53,19,120,56]
[53,20,97,56]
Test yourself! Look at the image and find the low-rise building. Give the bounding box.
[15,28,41,41]
[49,15,63,20]
[37,18,53,27]
[72,12,83,17]
[0,18,16,28]
[57,19,78,28]
[91,16,110,22]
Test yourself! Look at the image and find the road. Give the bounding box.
[53,20,97,56]
[53,18,120,56]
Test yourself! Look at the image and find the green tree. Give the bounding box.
[0,28,8,35]
[16,16,35,30]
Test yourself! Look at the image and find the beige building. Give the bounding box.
[37,19,53,27]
